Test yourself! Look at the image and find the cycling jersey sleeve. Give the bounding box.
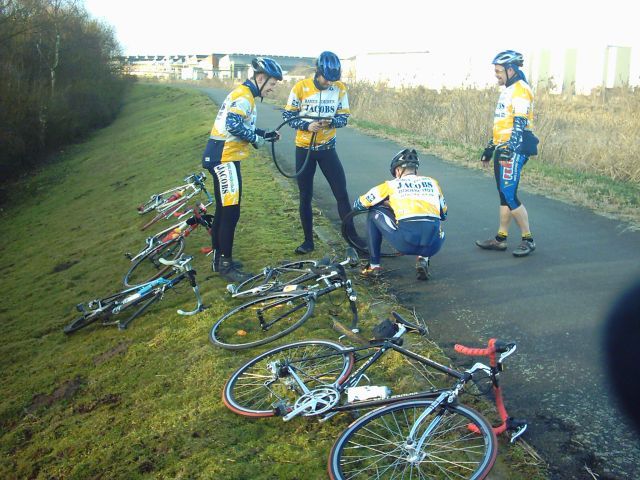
[358,182,391,209]
[508,116,527,153]
[227,112,257,143]
[282,109,310,131]
[331,114,349,128]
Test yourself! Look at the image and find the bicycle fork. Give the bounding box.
[402,392,450,464]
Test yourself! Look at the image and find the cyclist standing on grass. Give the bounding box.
[282,51,359,254]
[353,148,447,280]
[202,57,283,282]
[476,50,539,257]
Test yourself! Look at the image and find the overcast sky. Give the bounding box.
[84,0,640,59]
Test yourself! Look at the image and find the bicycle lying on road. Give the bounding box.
[123,203,213,287]
[63,255,206,334]
[138,172,213,231]
[209,249,360,350]
[223,312,527,479]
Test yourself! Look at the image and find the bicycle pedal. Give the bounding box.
[124,252,133,260]
[75,303,86,313]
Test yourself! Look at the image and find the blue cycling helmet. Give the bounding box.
[251,57,283,81]
[390,148,419,177]
[492,50,524,68]
[316,51,341,81]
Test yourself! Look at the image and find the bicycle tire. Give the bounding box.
[63,310,105,334]
[231,260,319,298]
[209,292,315,350]
[223,340,355,417]
[328,399,498,480]
[123,237,185,287]
[341,209,401,258]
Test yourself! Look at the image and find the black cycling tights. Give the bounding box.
[212,162,242,259]
[295,147,352,243]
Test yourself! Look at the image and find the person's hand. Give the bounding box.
[308,121,323,133]
[263,130,280,143]
[480,146,495,163]
[318,119,332,128]
[252,136,265,149]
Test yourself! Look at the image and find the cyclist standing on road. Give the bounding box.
[353,148,447,280]
[282,51,358,254]
[202,57,283,282]
[476,50,539,257]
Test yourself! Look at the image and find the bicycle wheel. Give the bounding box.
[231,260,318,298]
[123,237,184,287]
[209,292,315,350]
[223,340,354,417]
[63,310,105,334]
[328,399,497,480]
[341,209,401,258]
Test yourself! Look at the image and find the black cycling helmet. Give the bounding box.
[251,57,283,80]
[492,50,524,68]
[316,51,341,82]
[390,148,420,177]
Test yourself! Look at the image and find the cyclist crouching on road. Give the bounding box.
[353,148,447,280]
[202,57,283,282]
[476,50,539,257]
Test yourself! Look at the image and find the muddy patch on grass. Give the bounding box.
[51,259,80,273]
[93,341,130,365]
[27,376,84,413]
[73,393,122,414]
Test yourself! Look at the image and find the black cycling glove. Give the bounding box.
[480,140,495,162]
[263,130,279,142]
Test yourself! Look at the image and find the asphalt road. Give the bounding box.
[200,87,640,479]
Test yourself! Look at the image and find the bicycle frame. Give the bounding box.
[127,204,211,263]
[138,173,207,213]
[71,256,206,332]
[271,319,525,440]
[228,254,357,298]
[279,328,469,421]
[255,270,359,334]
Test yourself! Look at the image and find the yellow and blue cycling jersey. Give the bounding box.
[283,78,350,150]
[492,78,534,146]
[209,81,260,163]
[356,174,447,222]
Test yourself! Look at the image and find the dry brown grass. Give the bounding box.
[346,83,640,183]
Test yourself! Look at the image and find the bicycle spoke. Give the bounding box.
[332,402,495,480]
[224,341,352,416]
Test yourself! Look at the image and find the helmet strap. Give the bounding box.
[254,73,271,101]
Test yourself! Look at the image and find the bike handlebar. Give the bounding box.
[454,339,517,367]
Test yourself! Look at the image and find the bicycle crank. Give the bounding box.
[282,387,340,421]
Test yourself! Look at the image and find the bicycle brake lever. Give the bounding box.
[509,422,528,443]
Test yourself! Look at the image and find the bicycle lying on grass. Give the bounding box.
[138,172,213,231]
[225,247,360,299]
[209,249,360,350]
[63,255,206,334]
[223,312,527,479]
[124,203,213,287]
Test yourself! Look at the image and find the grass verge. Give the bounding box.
[0,83,547,479]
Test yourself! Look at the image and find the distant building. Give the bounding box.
[217,54,315,81]
[120,53,224,80]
